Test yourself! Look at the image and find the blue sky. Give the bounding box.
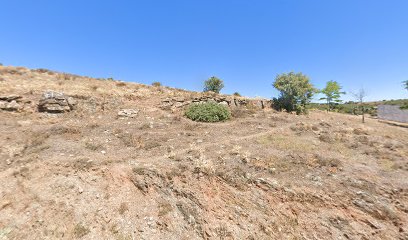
[1,0,407,101]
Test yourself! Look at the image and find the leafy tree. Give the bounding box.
[351,88,367,123]
[320,80,345,112]
[233,92,241,97]
[204,76,224,93]
[272,72,316,114]
[404,80,408,91]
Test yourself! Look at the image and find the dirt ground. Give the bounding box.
[0,66,408,239]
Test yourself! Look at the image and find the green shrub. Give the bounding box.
[233,92,241,97]
[400,104,408,110]
[185,102,231,122]
[152,81,162,87]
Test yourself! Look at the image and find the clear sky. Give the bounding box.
[1,0,407,101]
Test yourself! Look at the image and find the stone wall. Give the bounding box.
[160,92,272,111]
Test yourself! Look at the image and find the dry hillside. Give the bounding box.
[0,65,407,239]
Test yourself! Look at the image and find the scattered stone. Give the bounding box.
[0,95,22,101]
[256,178,280,190]
[0,95,25,112]
[38,91,76,113]
[0,100,21,111]
[117,108,139,118]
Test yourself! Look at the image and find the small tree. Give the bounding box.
[272,72,316,114]
[351,88,367,123]
[320,80,345,112]
[204,76,224,93]
[403,80,408,91]
[233,92,241,97]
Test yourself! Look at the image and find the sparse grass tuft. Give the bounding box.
[73,224,90,238]
[231,108,255,118]
[118,202,129,215]
[158,201,173,216]
[84,141,104,151]
[28,132,51,148]
[117,132,141,148]
[72,158,94,171]
[116,82,126,87]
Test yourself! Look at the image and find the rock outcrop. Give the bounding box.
[161,92,271,111]
[0,95,26,112]
[38,91,76,113]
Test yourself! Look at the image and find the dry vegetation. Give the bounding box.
[0,65,407,239]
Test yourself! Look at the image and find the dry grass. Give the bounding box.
[158,200,173,216]
[26,131,50,151]
[84,141,104,151]
[257,134,314,152]
[73,224,90,238]
[116,82,127,87]
[231,108,256,118]
[117,132,142,148]
[72,158,94,171]
[118,202,129,215]
[1,65,408,239]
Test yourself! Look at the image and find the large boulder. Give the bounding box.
[0,95,24,112]
[38,91,76,113]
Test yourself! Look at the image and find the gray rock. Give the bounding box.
[0,100,21,111]
[0,95,22,102]
[117,109,139,118]
[38,91,76,113]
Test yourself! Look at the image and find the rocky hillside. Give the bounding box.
[0,65,407,239]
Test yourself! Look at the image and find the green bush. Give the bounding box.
[185,102,231,122]
[400,104,408,110]
[152,81,162,87]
